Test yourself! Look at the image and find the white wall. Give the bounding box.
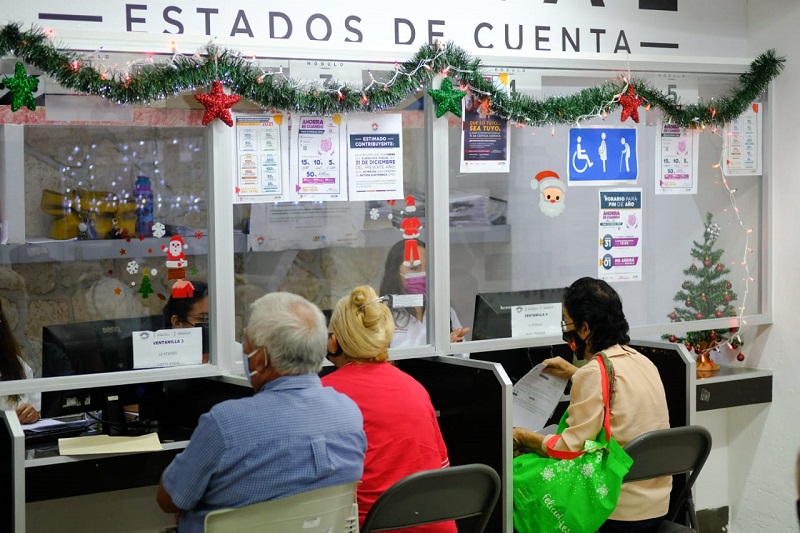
[727,2,800,531]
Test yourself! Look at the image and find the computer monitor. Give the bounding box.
[41,315,165,418]
[471,288,565,340]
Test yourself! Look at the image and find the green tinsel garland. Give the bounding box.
[0,22,785,128]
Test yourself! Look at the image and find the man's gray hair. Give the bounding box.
[246,292,327,375]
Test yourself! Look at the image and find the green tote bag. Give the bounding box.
[512,353,633,533]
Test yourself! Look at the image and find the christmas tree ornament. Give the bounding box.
[726,281,732,290]
[662,213,739,376]
[1,62,39,112]
[428,77,467,118]
[617,84,644,123]
[668,311,677,320]
[194,80,240,127]
[138,273,154,299]
[668,335,676,343]
[737,352,745,362]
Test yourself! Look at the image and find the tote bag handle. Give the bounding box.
[545,352,614,460]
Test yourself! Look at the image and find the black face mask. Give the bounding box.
[562,330,587,359]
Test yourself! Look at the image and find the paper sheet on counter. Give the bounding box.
[59,433,162,455]
[512,363,569,430]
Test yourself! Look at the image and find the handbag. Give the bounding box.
[512,352,633,533]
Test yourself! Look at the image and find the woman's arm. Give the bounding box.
[546,362,605,454]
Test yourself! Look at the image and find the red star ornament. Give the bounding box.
[618,85,644,123]
[194,80,240,127]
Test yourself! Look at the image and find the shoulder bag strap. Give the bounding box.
[595,352,614,441]
[545,353,614,459]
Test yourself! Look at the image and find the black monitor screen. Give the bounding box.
[471,288,565,341]
[41,315,165,418]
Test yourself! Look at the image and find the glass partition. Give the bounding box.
[232,58,434,356]
[447,68,765,346]
[0,122,210,401]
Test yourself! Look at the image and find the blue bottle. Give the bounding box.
[134,175,154,237]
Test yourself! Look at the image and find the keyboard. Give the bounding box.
[24,422,92,446]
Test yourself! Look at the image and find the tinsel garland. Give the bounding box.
[0,22,785,128]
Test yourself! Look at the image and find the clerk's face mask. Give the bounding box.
[402,272,427,295]
[242,348,260,383]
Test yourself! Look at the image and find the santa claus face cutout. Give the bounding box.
[531,170,567,217]
[169,238,183,257]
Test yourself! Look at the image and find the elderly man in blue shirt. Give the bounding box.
[156,292,366,533]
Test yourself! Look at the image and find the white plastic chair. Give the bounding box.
[204,482,359,533]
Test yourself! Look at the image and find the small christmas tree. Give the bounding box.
[138,273,154,299]
[663,213,743,372]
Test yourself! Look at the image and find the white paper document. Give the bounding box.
[512,363,569,430]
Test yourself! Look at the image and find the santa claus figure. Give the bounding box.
[400,196,422,266]
[163,235,188,281]
[531,170,567,217]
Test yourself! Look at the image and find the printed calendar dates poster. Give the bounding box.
[290,114,347,201]
[655,121,698,195]
[598,189,642,282]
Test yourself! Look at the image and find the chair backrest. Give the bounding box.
[360,464,501,533]
[623,425,712,525]
[204,482,359,533]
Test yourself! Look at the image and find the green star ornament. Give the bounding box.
[428,77,467,118]
[2,62,39,112]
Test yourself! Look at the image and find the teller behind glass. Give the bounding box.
[162,280,210,364]
[379,239,470,350]
[0,300,41,424]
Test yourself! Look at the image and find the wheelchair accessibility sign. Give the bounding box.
[568,127,638,185]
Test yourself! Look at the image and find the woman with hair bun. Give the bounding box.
[322,285,455,532]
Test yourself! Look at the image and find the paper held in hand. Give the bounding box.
[512,363,569,430]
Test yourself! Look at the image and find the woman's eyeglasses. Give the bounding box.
[560,320,576,333]
[187,314,210,322]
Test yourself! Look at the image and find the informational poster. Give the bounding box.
[723,104,763,176]
[510,302,561,338]
[247,202,365,251]
[460,74,511,173]
[290,114,347,201]
[234,114,290,204]
[598,189,643,282]
[655,121,699,195]
[132,328,203,368]
[347,114,404,202]
[568,127,638,185]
